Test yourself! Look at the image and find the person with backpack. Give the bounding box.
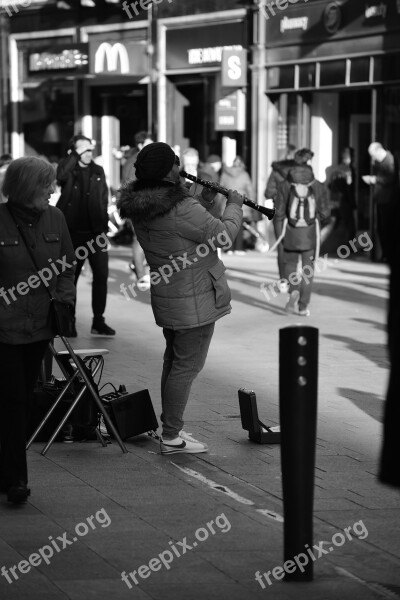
[274,164,330,316]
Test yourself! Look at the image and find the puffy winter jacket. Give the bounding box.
[119,181,243,330]
[0,203,76,344]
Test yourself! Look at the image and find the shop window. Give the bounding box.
[374,54,400,83]
[299,64,316,88]
[350,58,370,84]
[319,60,346,87]
[267,66,295,90]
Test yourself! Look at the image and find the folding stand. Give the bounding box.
[27,336,128,455]
[238,388,280,444]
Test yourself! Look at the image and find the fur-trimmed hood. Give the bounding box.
[118,180,189,224]
[271,159,297,179]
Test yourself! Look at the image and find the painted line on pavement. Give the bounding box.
[171,463,283,522]
[335,567,399,599]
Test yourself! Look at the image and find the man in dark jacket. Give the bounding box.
[57,134,115,336]
[119,142,244,454]
[365,142,399,261]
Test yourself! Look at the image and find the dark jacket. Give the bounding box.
[274,176,330,252]
[265,159,297,201]
[372,151,399,205]
[118,181,243,330]
[0,204,76,344]
[56,154,108,233]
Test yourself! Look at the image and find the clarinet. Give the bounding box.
[180,170,275,220]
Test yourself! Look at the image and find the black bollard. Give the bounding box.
[279,325,318,581]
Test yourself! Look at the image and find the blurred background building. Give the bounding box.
[0,0,400,238]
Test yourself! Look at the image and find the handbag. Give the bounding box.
[49,298,75,337]
[7,206,74,337]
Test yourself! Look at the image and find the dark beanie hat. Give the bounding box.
[288,165,314,185]
[134,142,176,180]
[294,148,314,165]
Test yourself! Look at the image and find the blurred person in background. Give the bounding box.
[274,163,330,317]
[220,156,260,254]
[325,147,356,246]
[0,157,75,503]
[364,142,399,262]
[265,147,314,289]
[57,134,115,336]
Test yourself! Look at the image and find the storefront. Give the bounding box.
[263,0,400,234]
[9,20,149,188]
[157,8,248,165]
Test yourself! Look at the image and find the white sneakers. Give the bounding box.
[160,430,208,455]
[285,290,300,314]
[137,274,151,291]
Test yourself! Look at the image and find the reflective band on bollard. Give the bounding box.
[279,325,318,582]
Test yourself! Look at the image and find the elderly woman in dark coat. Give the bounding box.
[0,157,75,503]
[119,143,244,455]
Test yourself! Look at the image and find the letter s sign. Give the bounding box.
[227,55,242,80]
[221,48,247,87]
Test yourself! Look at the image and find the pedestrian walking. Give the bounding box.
[364,142,399,262]
[118,142,244,454]
[274,164,330,317]
[325,147,357,247]
[265,148,315,286]
[56,134,115,336]
[0,156,75,503]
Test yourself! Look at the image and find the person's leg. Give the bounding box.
[161,324,215,440]
[298,249,315,312]
[0,340,49,492]
[284,250,300,294]
[87,240,109,323]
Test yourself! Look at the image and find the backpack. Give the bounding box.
[287,185,316,228]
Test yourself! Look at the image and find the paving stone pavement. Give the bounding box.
[1,245,399,600]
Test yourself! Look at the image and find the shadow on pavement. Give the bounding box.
[338,387,385,422]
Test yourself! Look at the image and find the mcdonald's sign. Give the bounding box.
[94,42,130,74]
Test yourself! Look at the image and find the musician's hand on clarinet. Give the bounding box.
[227,190,245,208]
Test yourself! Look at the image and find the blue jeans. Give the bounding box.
[161,324,215,439]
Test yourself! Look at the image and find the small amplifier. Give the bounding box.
[238,388,280,444]
[101,388,158,440]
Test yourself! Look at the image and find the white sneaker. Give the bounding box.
[137,274,150,291]
[285,290,300,314]
[160,430,208,454]
[278,281,290,294]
